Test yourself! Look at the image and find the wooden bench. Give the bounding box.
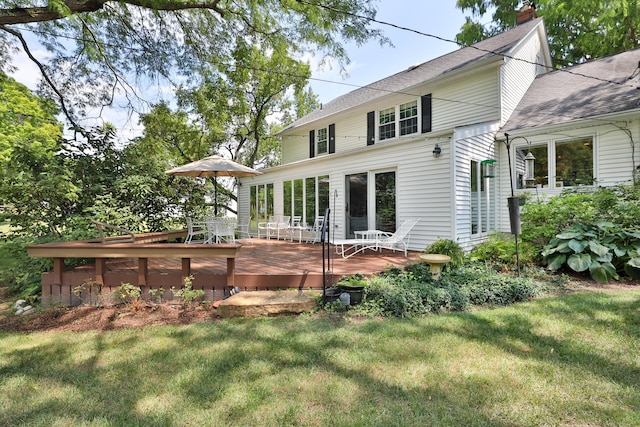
[28,242,242,289]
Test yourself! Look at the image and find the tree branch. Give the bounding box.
[0,0,224,25]
[0,25,89,137]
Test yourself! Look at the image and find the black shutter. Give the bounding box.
[366,111,375,145]
[309,130,315,158]
[421,94,432,133]
[328,124,336,154]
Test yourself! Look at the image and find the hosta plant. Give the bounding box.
[542,222,640,283]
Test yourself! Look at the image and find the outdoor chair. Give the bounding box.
[236,217,252,241]
[331,218,420,258]
[257,216,275,239]
[303,216,324,244]
[374,217,420,256]
[185,217,208,244]
[268,215,290,240]
[286,215,305,242]
[207,217,236,243]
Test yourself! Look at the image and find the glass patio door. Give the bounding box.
[375,171,396,233]
[345,173,368,238]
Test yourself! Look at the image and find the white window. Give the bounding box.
[317,127,328,155]
[399,101,418,135]
[379,108,395,141]
[516,136,594,189]
[378,100,419,141]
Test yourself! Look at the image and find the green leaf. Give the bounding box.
[568,239,589,253]
[546,254,566,271]
[589,261,618,284]
[628,257,640,269]
[588,241,610,257]
[567,253,591,272]
[557,231,582,239]
[624,263,640,280]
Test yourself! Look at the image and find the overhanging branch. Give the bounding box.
[0,0,224,25]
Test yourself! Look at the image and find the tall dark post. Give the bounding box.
[504,133,521,276]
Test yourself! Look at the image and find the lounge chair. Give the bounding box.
[331,218,420,258]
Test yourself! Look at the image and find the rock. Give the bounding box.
[218,290,317,318]
[21,305,34,315]
[14,299,26,310]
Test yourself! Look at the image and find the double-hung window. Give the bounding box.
[317,128,328,155]
[399,101,418,135]
[378,101,419,142]
[379,108,396,141]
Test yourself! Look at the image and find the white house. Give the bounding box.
[237,15,639,251]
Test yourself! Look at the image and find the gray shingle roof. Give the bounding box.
[501,48,640,134]
[283,18,545,131]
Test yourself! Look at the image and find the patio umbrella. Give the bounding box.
[166,155,262,215]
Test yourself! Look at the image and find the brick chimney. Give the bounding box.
[516,2,537,25]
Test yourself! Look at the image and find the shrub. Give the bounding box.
[424,238,465,269]
[353,263,544,318]
[542,222,640,283]
[470,232,537,272]
[521,185,640,249]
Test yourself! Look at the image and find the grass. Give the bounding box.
[1,290,640,426]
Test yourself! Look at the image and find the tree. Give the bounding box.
[135,44,319,217]
[455,0,640,67]
[0,0,387,135]
[0,72,79,236]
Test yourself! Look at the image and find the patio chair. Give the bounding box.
[304,216,324,244]
[207,217,236,243]
[257,216,274,239]
[185,217,207,244]
[286,215,305,242]
[236,217,252,241]
[331,218,420,258]
[375,218,421,256]
[268,215,290,240]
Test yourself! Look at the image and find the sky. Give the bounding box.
[7,0,471,141]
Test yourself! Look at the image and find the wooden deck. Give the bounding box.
[34,237,421,306]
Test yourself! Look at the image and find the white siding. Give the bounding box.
[453,123,501,251]
[240,136,453,251]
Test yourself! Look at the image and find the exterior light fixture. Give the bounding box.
[433,143,442,158]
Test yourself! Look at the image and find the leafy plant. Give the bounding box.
[542,222,640,283]
[115,283,143,310]
[423,239,465,269]
[470,232,537,272]
[170,275,205,308]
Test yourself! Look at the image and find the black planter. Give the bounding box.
[338,285,364,305]
[324,287,342,303]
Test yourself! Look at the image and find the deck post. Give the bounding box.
[227,257,235,288]
[95,259,105,285]
[138,258,148,286]
[52,258,64,285]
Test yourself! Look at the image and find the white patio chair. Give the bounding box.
[286,216,305,242]
[257,216,274,239]
[304,216,324,244]
[208,218,236,243]
[268,215,290,240]
[185,217,207,244]
[236,217,252,241]
[375,218,421,256]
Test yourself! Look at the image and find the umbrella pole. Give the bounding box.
[214,174,218,216]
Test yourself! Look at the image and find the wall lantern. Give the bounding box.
[481,159,496,178]
[524,150,536,188]
[432,143,442,158]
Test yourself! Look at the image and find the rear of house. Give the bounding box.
[238,18,553,251]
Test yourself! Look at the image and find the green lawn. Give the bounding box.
[1,290,639,426]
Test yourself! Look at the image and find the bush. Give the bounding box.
[354,263,545,318]
[424,239,465,269]
[521,185,640,249]
[542,222,640,283]
[470,232,537,272]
